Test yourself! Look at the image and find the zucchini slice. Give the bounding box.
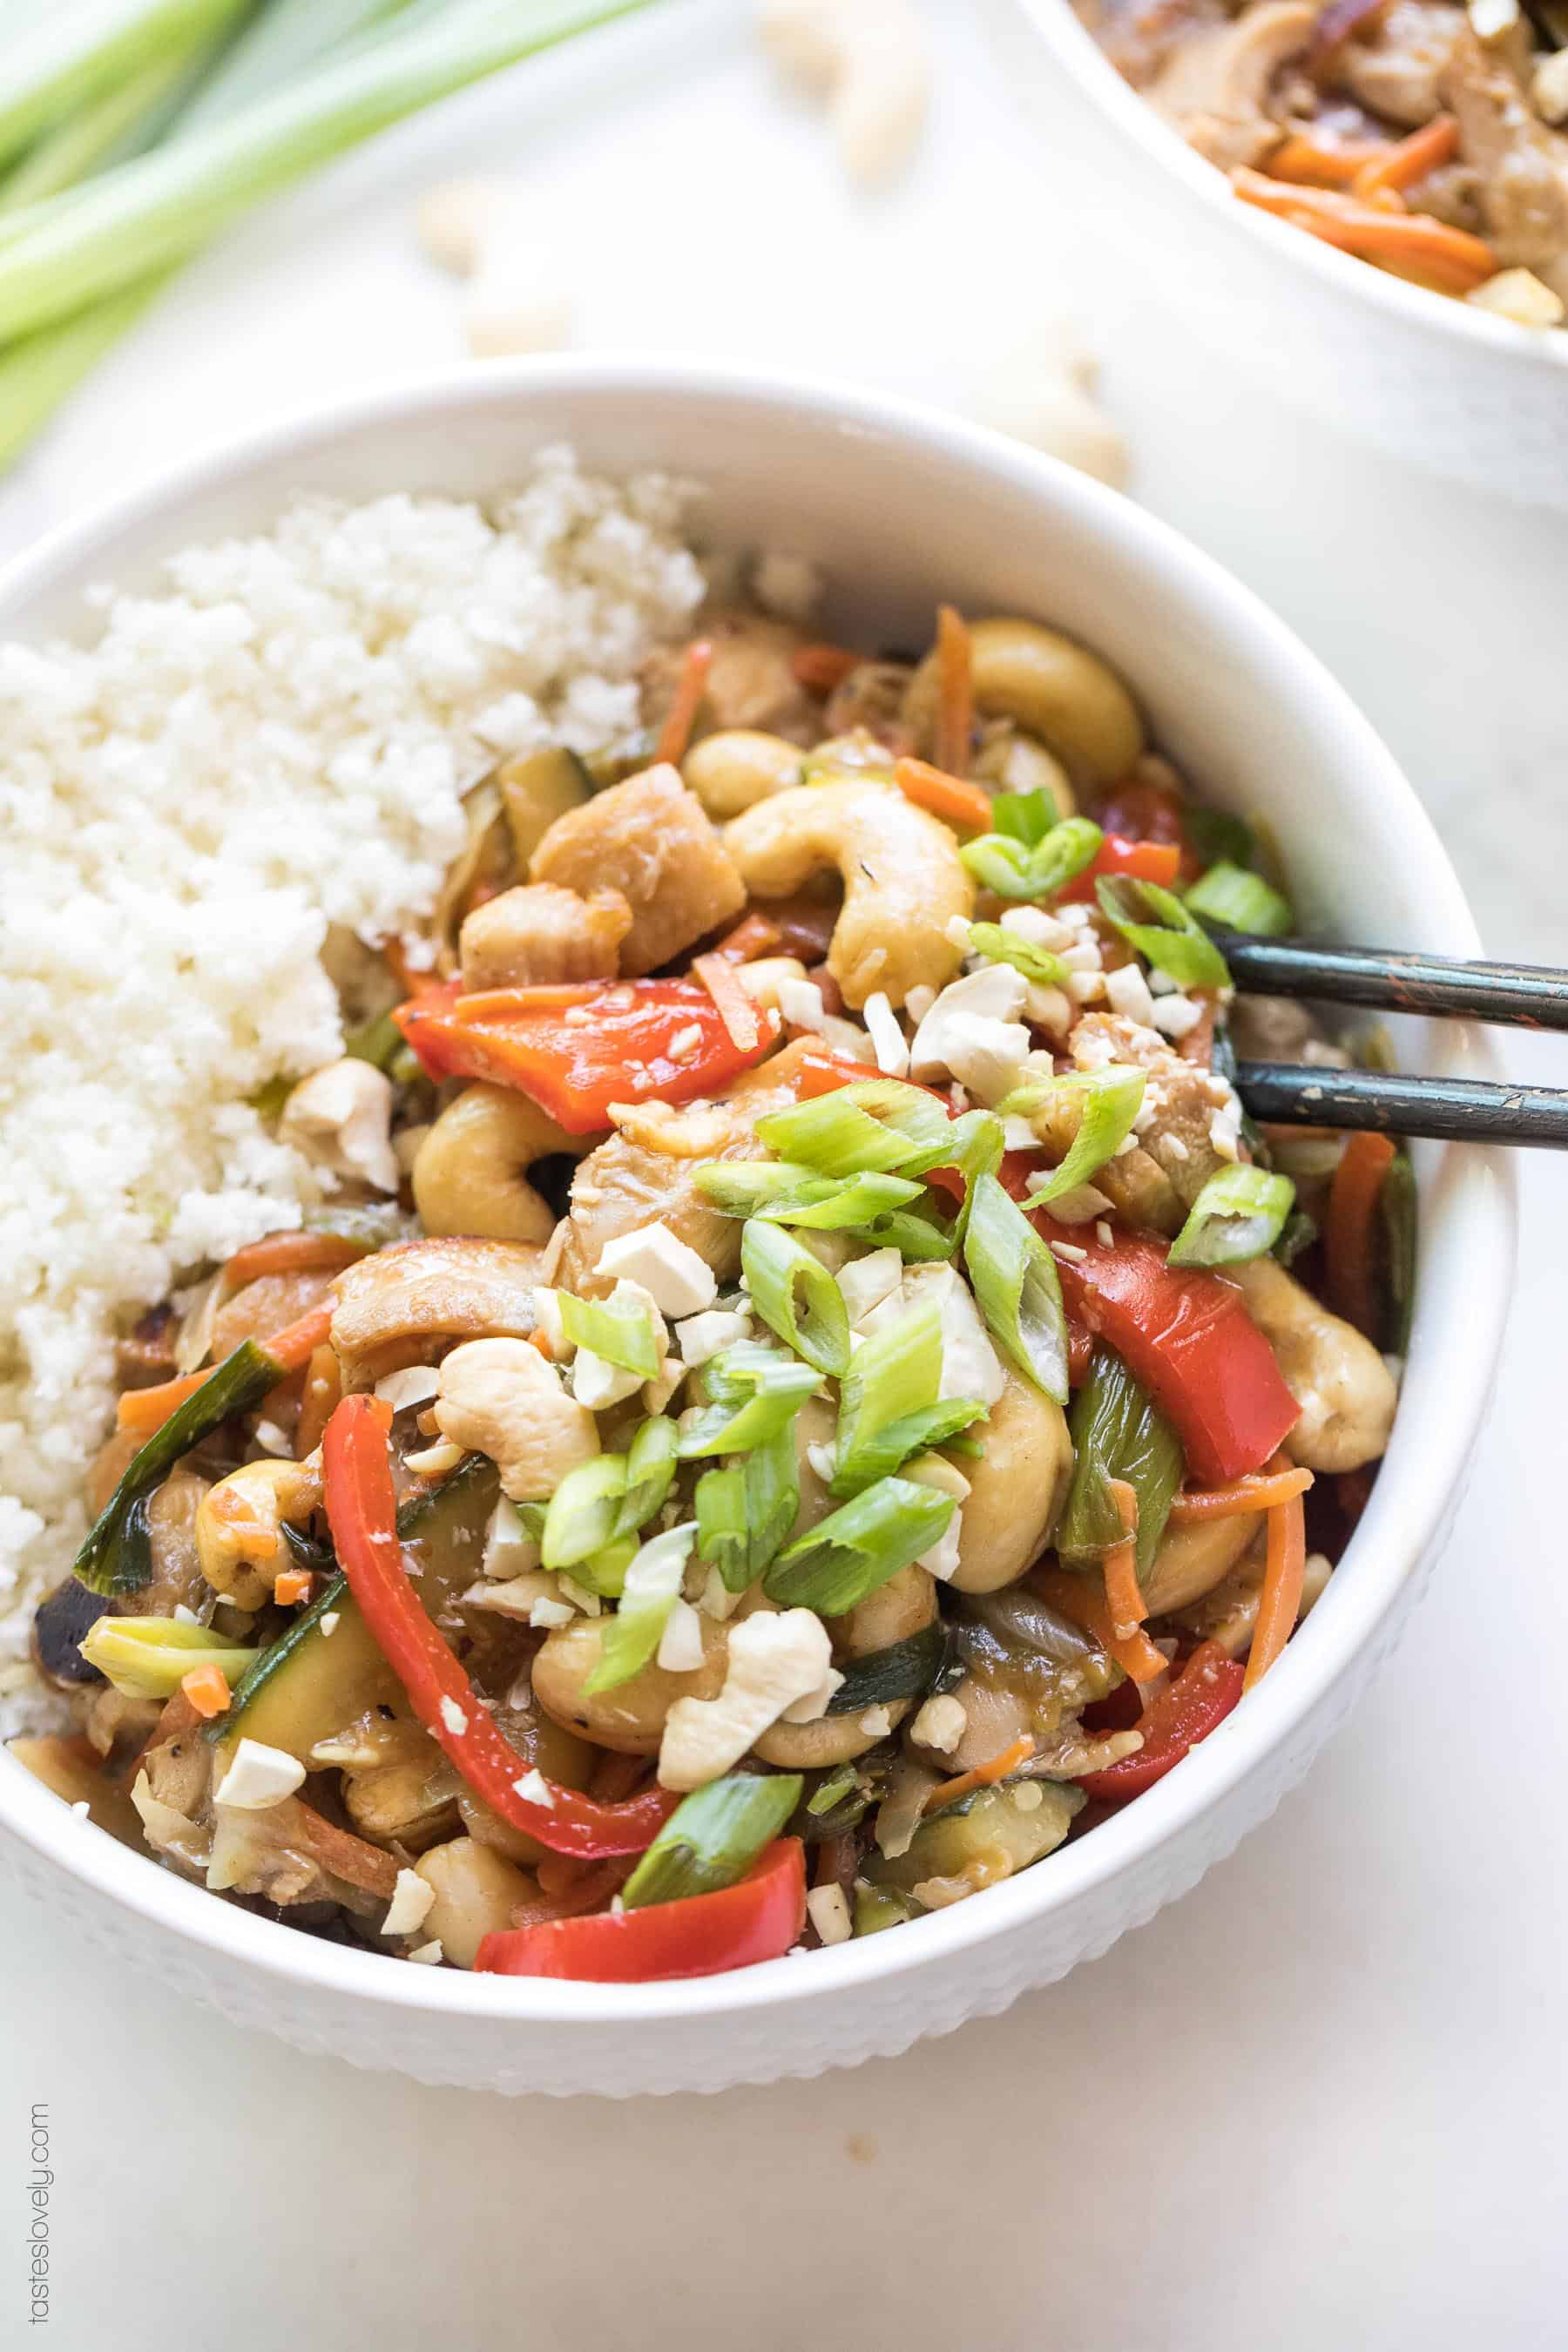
[215,1456,500,1761]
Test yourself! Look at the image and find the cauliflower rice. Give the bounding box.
[0,446,706,1719]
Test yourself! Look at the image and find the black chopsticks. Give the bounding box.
[1213,933,1568,1033]
[1213,932,1568,1151]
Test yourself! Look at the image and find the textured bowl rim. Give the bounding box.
[1015,0,1568,377]
[0,354,1516,2032]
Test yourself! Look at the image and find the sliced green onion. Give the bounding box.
[0,0,662,346]
[832,1300,940,1494]
[1058,1347,1181,1582]
[758,1092,920,1175]
[960,814,1105,904]
[676,1345,822,1459]
[753,1173,925,1230]
[80,1614,257,1700]
[849,1205,957,1262]
[621,1771,803,1909]
[541,1456,628,1571]
[566,1535,637,1600]
[693,1160,827,1217]
[764,1476,956,1616]
[808,1766,860,1817]
[1009,1066,1146,1207]
[1184,860,1293,937]
[1097,875,1231,990]
[695,1420,801,1591]
[990,788,1058,848]
[963,920,1069,989]
[558,1289,659,1379]
[612,1415,678,1538]
[75,1337,281,1596]
[583,1523,697,1698]
[1168,1164,1296,1267]
[742,1222,850,1378]
[963,1171,1070,1403]
[829,1401,984,1499]
[814,1079,954,1166]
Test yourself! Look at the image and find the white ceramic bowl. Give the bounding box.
[1010,0,1568,509]
[0,360,1514,2095]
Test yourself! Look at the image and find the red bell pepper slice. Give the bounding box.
[1028,1215,1299,1484]
[1058,835,1184,904]
[474,1838,807,1983]
[321,1395,679,1859]
[395,979,781,1135]
[1076,1641,1244,1803]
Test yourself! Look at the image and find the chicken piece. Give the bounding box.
[1437,26,1568,269]
[1060,1011,1235,1232]
[1146,2,1315,170]
[1335,1,1465,128]
[557,1038,815,1293]
[644,612,819,744]
[529,764,746,975]
[330,1237,551,1389]
[458,882,632,992]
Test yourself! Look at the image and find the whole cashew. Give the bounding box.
[531,1610,733,1755]
[904,617,1145,785]
[413,1083,581,1246]
[947,1369,1073,1592]
[196,1457,322,1612]
[1139,1511,1262,1619]
[754,1565,937,1768]
[759,0,930,187]
[1229,1257,1397,1472]
[725,781,972,1007]
[682,729,802,818]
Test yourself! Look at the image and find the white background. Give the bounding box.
[0,6,1562,2346]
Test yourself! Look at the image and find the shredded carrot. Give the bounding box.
[259,1302,335,1375]
[179,1663,231,1720]
[294,1342,341,1461]
[1243,1470,1308,1692]
[222,1231,362,1288]
[1267,132,1389,187]
[1325,1128,1396,1337]
[693,949,764,1053]
[923,1734,1035,1815]
[1035,1565,1168,1686]
[526,1326,554,1361]
[1102,1478,1148,1642]
[792,641,862,693]
[654,638,713,767]
[274,1570,314,1607]
[116,1303,334,1436]
[1231,166,1496,290]
[893,754,994,835]
[713,909,784,963]
[933,604,974,779]
[1168,1466,1314,1524]
[1353,112,1456,196]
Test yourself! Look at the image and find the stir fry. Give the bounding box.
[15,598,1408,1983]
[1078,0,1568,327]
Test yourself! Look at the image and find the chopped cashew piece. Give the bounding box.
[909,1693,968,1753]
[658,1609,835,1789]
[382,1865,437,1938]
[279,1058,399,1193]
[806,1882,853,1945]
[909,964,1031,1105]
[596,1220,720,1317]
[483,1497,540,1578]
[837,1247,904,1328]
[213,1739,307,1811]
[433,1336,598,1501]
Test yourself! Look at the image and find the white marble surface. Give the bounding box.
[0,7,1562,2347]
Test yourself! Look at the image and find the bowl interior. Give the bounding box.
[0,361,1515,2031]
